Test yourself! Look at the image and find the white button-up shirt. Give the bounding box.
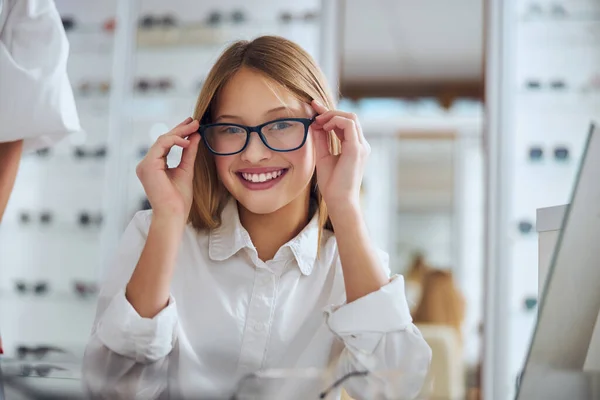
[82,200,431,399]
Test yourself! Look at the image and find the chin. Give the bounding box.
[235,194,290,215]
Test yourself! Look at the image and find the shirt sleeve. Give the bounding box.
[96,290,178,363]
[324,250,432,400]
[0,0,81,150]
[84,211,179,364]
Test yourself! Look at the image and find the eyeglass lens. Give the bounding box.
[203,120,307,154]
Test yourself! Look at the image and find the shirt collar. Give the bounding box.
[208,198,320,276]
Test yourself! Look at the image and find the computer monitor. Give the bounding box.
[517,122,600,399]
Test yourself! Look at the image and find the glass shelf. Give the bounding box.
[0,291,98,304]
[63,18,321,55]
[519,15,600,23]
[0,222,104,237]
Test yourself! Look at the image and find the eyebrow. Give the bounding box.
[214,106,293,122]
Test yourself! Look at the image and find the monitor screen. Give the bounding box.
[517,122,600,399]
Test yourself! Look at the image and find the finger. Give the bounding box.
[314,109,356,125]
[311,125,331,162]
[169,119,200,138]
[179,133,201,173]
[314,110,366,143]
[322,116,360,143]
[311,128,338,176]
[312,121,346,146]
[147,135,190,160]
[311,99,329,115]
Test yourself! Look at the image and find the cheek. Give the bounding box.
[214,157,234,181]
[290,142,316,177]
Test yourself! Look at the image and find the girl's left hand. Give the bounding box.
[310,100,370,216]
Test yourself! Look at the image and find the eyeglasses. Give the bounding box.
[20,364,67,377]
[229,368,360,399]
[135,78,174,93]
[73,281,98,297]
[74,145,108,159]
[229,367,432,399]
[78,212,103,227]
[16,346,67,360]
[14,281,48,295]
[138,14,177,29]
[199,116,316,156]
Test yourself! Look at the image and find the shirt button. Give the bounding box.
[254,323,265,332]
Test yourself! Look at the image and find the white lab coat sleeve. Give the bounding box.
[82,211,179,400]
[0,0,81,151]
[324,250,432,400]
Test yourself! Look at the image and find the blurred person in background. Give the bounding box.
[404,251,431,312]
[413,269,466,343]
[0,0,79,390]
[0,0,80,222]
[413,269,466,400]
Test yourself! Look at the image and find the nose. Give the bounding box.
[240,131,271,163]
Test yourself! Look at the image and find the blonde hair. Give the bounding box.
[406,251,429,283]
[413,269,465,341]
[189,35,339,245]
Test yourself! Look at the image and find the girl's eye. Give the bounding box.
[219,126,244,134]
[270,122,292,131]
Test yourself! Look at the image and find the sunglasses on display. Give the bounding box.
[135,78,174,93]
[524,79,568,91]
[73,281,98,297]
[35,148,51,157]
[198,116,317,156]
[18,212,52,225]
[74,145,108,159]
[14,281,48,295]
[139,15,178,29]
[206,10,247,25]
[19,364,68,378]
[527,145,571,162]
[279,11,320,23]
[16,346,67,360]
[78,212,103,227]
[78,81,111,96]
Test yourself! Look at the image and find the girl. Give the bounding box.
[83,36,431,400]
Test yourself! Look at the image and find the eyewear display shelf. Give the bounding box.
[486,0,600,399]
[0,0,340,363]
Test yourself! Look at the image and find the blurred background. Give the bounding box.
[1,0,599,399]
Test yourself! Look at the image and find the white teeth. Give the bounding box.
[241,170,284,183]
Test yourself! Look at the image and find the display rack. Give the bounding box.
[485,0,600,399]
[0,0,340,361]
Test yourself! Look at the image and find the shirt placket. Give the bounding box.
[237,261,280,373]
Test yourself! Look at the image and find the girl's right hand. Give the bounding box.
[136,117,201,222]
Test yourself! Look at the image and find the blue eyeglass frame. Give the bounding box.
[198,116,317,156]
